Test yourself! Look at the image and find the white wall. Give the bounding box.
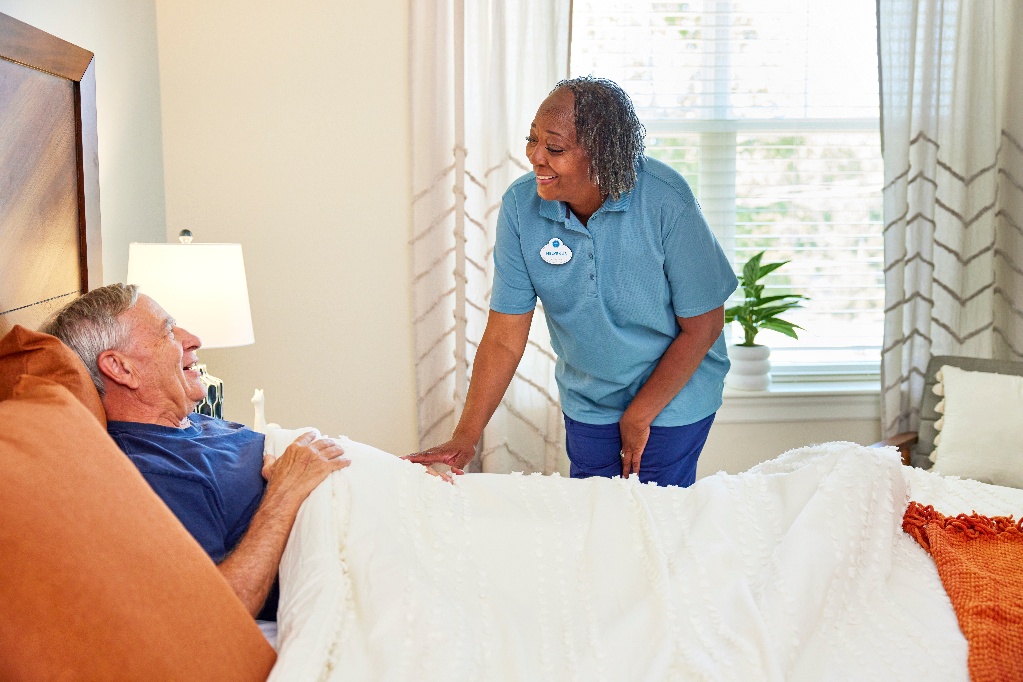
[698,417,881,477]
[153,0,418,455]
[0,0,167,283]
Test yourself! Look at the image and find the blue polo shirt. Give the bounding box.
[490,156,737,426]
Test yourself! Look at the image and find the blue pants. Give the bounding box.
[563,413,715,487]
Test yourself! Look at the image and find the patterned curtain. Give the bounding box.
[878,0,1023,436]
[409,0,572,473]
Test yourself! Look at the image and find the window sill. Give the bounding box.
[717,380,880,424]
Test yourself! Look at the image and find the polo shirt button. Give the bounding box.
[588,253,593,259]
[590,274,595,280]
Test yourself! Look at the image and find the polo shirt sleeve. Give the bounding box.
[137,471,229,563]
[663,198,738,318]
[489,190,537,315]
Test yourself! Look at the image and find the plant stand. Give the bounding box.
[726,344,771,391]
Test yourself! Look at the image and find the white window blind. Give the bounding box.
[570,0,883,377]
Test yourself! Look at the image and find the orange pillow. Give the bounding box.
[0,375,276,681]
[0,325,106,426]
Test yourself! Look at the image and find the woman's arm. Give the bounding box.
[619,305,724,478]
[407,309,534,470]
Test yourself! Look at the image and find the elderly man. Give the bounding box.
[42,283,348,621]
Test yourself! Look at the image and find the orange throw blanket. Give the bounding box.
[903,501,1023,682]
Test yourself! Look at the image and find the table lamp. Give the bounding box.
[126,230,254,418]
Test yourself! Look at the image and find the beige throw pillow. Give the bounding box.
[930,364,1023,489]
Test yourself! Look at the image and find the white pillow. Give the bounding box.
[929,364,1023,489]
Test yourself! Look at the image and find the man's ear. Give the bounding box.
[97,349,140,390]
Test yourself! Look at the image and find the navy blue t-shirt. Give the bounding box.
[107,414,266,563]
[107,414,279,619]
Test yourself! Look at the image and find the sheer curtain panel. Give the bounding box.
[409,0,571,473]
[879,0,1023,436]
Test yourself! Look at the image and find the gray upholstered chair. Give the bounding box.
[876,355,1023,467]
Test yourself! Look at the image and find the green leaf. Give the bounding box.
[760,319,803,339]
[742,252,764,284]
[755,294,807,305]
[724,305,746,322]
[754,303,803,320]
[755,260,789,279]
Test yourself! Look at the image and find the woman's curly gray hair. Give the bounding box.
[553,76,646,200]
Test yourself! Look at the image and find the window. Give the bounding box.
[570,0,883,379]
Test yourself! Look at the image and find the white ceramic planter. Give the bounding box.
[726,344,771,391]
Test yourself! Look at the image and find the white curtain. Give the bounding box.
[409,0,572,473]
[878,0,1023,436]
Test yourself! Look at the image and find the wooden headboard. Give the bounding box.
[0,12,102,335]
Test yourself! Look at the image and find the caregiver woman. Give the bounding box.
[410,76,737,487]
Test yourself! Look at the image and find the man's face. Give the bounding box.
[118,295,206,422]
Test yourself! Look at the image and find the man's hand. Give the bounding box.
[261,431,350,506]
[218,431,349,617]
[404,436,475,471]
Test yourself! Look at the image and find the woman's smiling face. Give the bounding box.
[526,88,604,222]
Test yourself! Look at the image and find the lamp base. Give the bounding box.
[194,364,224,419]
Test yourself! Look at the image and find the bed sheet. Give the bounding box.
[265,434,1023,682]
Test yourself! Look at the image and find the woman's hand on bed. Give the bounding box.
[404,437,476,471]
[403,444,466,484]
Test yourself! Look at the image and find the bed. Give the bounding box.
[3,10,1022,682]
[260,429,1023,682]
[0,12,102,335]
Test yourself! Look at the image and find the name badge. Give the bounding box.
[540,238,572,265]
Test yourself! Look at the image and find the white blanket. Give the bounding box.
[263,434,1023,682]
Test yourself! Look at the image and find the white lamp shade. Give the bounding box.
[127,242,255,349]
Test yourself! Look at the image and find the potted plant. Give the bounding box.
[724,251,806,390]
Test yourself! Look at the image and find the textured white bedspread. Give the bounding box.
[264,435,1023,682]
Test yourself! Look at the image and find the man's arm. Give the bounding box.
[217,431,348,616]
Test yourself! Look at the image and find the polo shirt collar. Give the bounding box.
[538,187,634,224]
[539,198,566,223]
[603,190,632,212]
[600,156,644,213]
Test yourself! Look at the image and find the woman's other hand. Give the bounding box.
[619,412,651,479]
